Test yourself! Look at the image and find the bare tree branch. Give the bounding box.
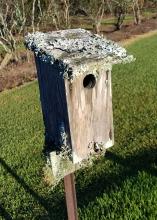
[132,0,142,25]
[92,0,105,34]
[0,1,28,68]
[32,0,36,32]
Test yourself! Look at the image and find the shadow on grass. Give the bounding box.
[0,203,12,220]
[76,146,157,207]
[0,157,67,220]
[0,146,157,219]
[106,148,157,177]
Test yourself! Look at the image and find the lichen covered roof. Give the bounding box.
[25,29,134,80]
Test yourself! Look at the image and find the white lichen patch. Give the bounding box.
[44,139,113,187]
[44,149,89,187]
[72,151,83,164]
[25,28,135,81]
[71,59,112,82]
[105,139,114,149]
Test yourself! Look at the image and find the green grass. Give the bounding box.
[0,34,157,219]
[101,11,156,26]
[72,11,156,30]
[101,15,134,25]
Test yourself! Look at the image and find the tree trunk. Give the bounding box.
[0,53,13,70]
[93,21,101,34]
[114,5,126,31]
[133,1,141,25]
[115,13,125,30]
[134,9,141,25]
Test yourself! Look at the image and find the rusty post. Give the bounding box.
[64,173,78,220]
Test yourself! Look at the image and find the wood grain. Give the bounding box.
[35,56,114,164]
[65,68,114,163]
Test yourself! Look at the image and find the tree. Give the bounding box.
[0,1,26,69]
[0,0,44,69]
[132,0,143,25]
[112,0,131,30]
[31,0,43,32]
[41,0,71,30]
[93,0,105,34]
[106,0,114,15]
[62,0,71,28]
[81,0,106,34]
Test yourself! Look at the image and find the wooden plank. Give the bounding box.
[64,173,78,220]
[35,56,114,171]
[35,57,72,152]
[65,68,114,162]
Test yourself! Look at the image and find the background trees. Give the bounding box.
[82,0,106,34]
[0,0,27,69]
[112,0,131,30]
[0,0,156,69]
[132,0,142,25]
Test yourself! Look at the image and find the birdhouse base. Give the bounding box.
[44,141,113,186]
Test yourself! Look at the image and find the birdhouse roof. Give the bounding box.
[25,29,134,80]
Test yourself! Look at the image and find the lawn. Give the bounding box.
[0,34,157,219]
[72,11,156,30]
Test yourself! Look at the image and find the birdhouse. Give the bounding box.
[25,29,134,181]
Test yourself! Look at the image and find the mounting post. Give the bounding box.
[64,173,78,220]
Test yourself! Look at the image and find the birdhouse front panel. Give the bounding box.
[65,64,113,163]
[25,29,134,182]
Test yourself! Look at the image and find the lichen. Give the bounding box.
[25,28,135,81]
[43,140,111,188]
[42,102,114,187]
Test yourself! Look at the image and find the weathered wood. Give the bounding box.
[25,28,134,220]
[64,174,78,220]
[25,28,134,181]
[35,54,114,163]
[65,66,114,163]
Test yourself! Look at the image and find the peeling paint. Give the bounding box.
[105,139,114,149]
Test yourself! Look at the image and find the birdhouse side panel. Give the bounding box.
[35,57,72,152]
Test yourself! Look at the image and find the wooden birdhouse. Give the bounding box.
[25,29,134,181]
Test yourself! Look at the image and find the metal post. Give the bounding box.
[64,173,78,220]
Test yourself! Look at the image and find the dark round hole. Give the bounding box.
[83,74,96,89]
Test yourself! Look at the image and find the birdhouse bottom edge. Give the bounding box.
[44,139,114,186]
